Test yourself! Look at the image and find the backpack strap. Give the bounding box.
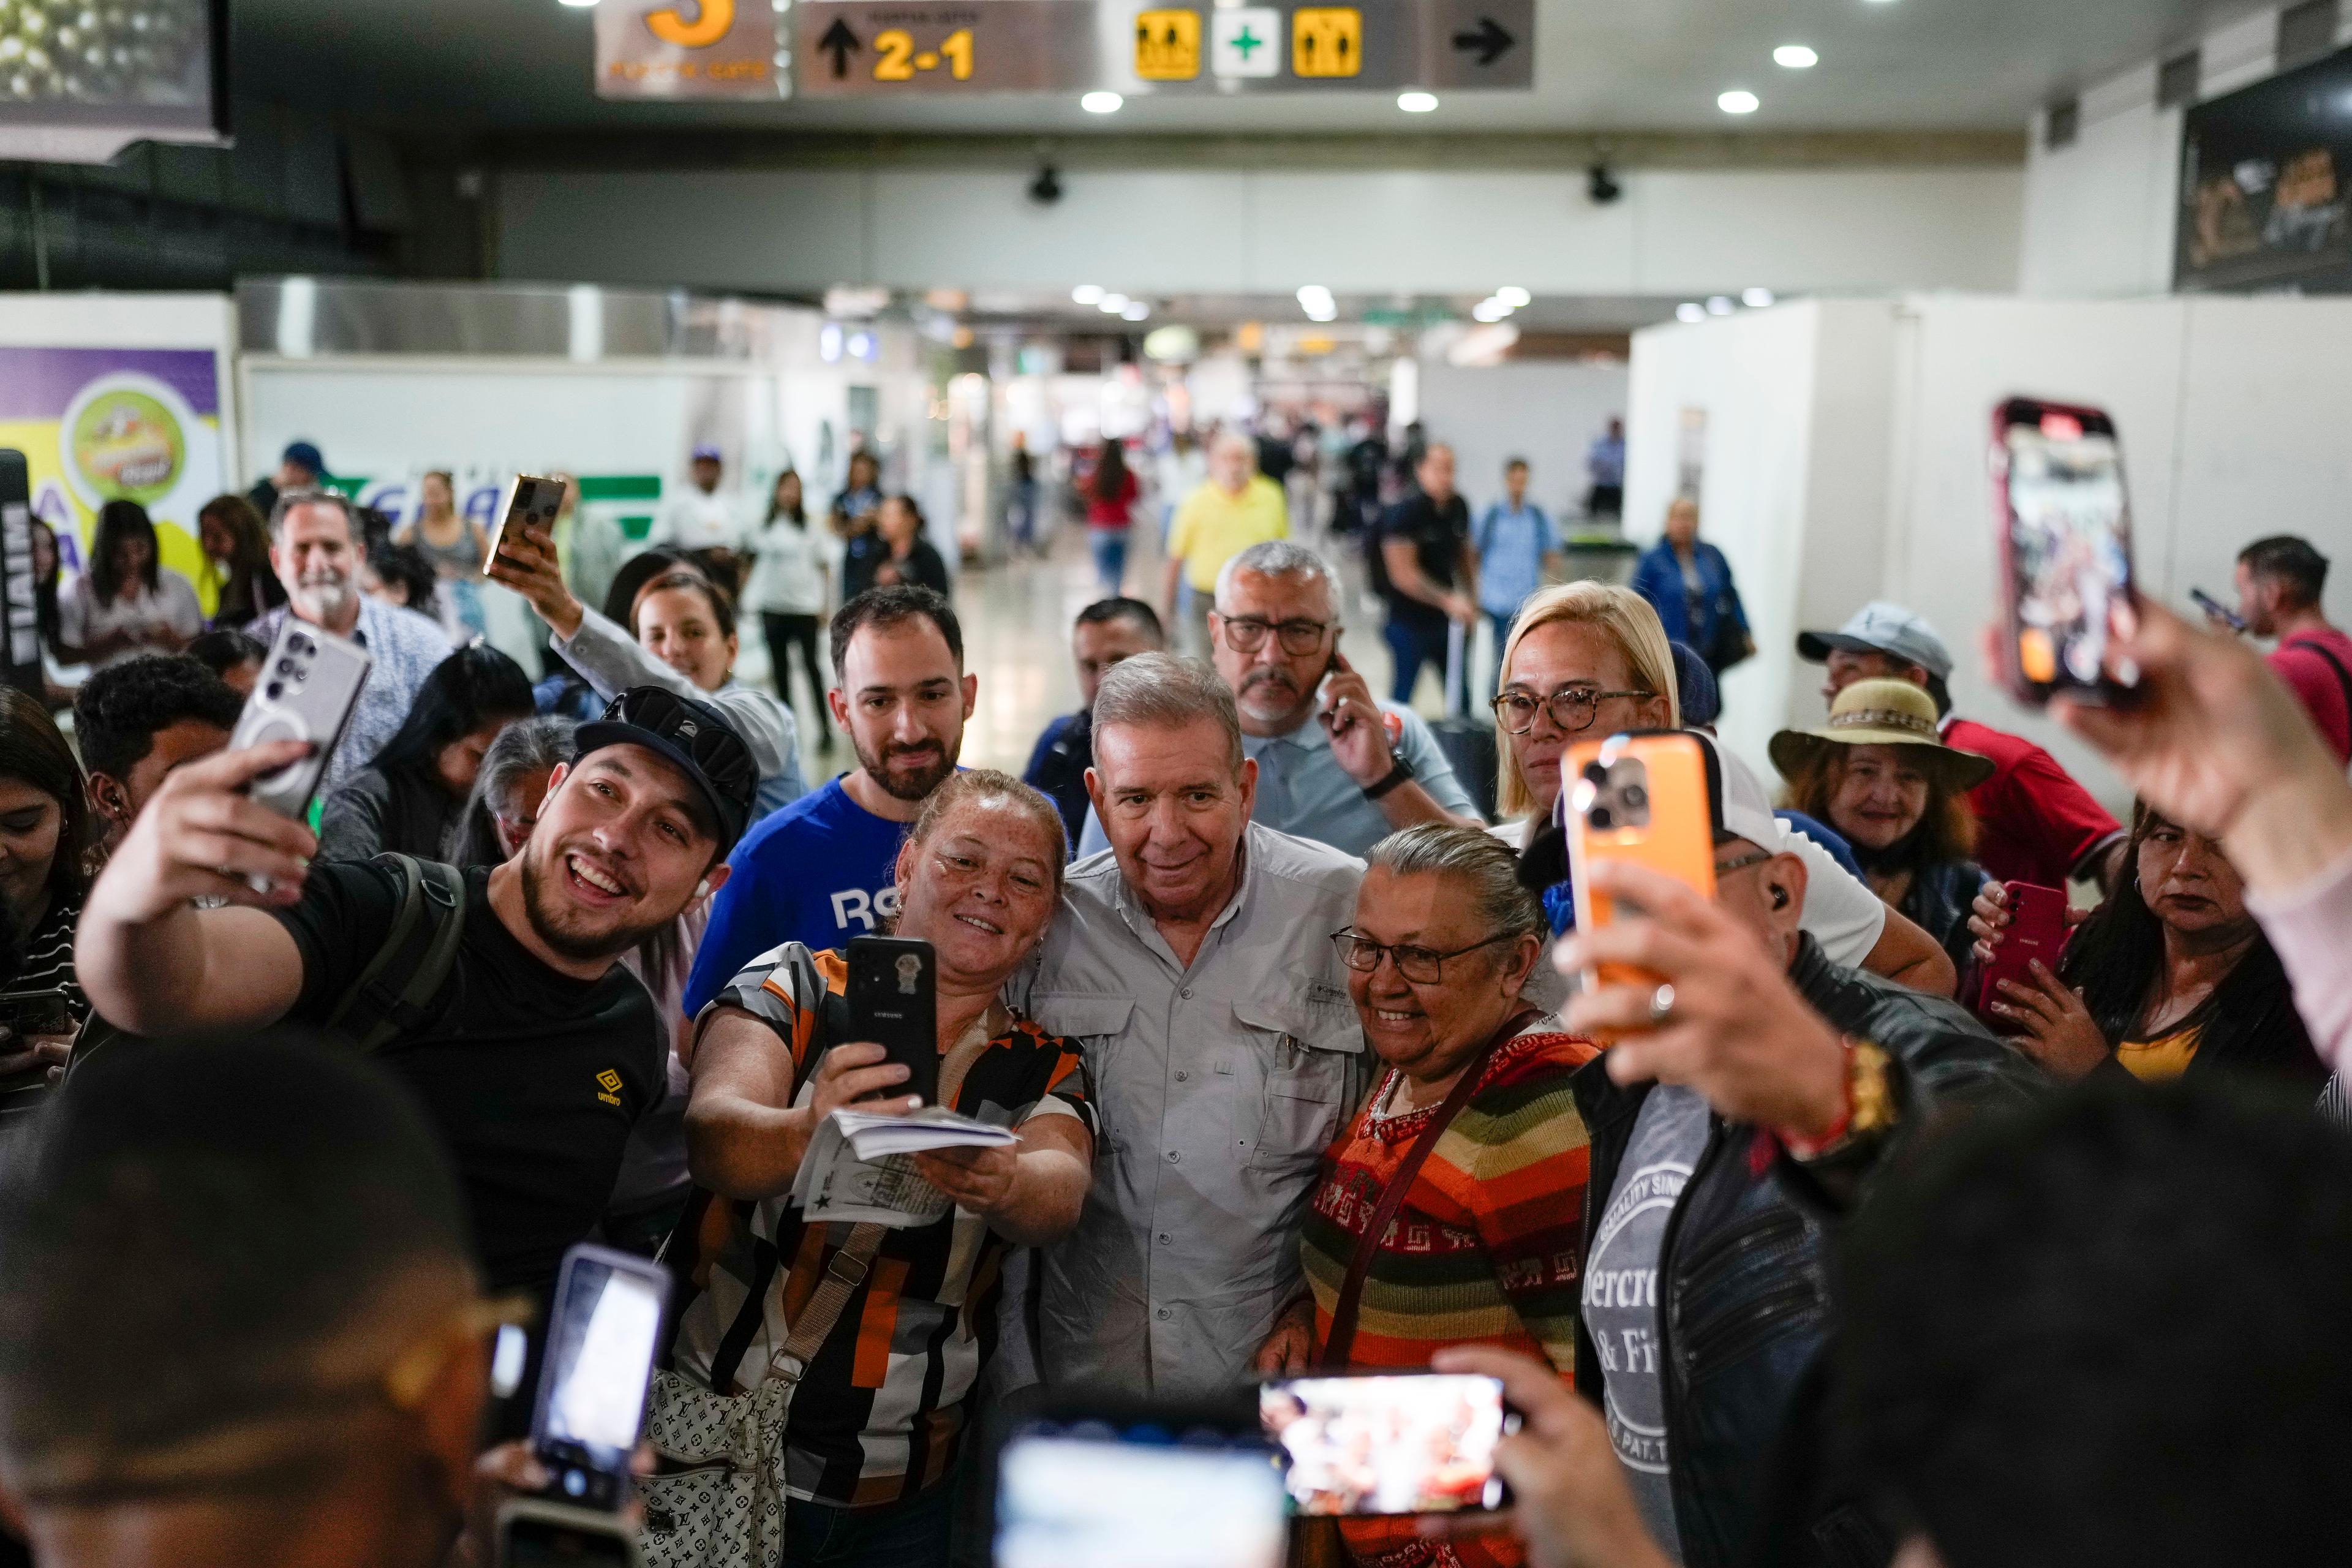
[322,854,470,1054]
[2289,635,2352,736]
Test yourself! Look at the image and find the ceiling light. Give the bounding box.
[1472,299,1512,323]
[1082,91,1123,114]
[1496,286,1532,308]
[1397,91,1440,113]
[1718,89,1760,115]
[1706,296,1736,315]
[1072,285,1104,306]
[559,0,597,7]
[1773,45,1817,69]
[1099,293,1131,314]
[1121,301,1150,321]
[1297,285,1336,312]
[1743,287,1776,307]
[1676,303,1706,323]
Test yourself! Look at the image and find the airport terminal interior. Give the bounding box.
[7,3,2352,1567]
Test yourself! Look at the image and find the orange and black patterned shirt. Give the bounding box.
[668,943,1095,1510]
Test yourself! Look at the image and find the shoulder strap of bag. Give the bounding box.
[2290,635,2352,728]
[322,854,470,1054]
[1321,1008,1539,1370]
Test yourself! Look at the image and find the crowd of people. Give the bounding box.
[0,424,2350,1568]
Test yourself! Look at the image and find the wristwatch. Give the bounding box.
[1362,753,1416,801]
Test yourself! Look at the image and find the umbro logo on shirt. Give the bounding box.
[595,1069,624,1106]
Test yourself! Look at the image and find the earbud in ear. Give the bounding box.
[1771,886,1790,910]
[693,876,712,900]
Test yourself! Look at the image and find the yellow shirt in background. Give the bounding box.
[2116,1027,2201,1083]
[1168,474,1288,591]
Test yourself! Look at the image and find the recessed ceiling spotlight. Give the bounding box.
[1122,301,1151,321]
[559,0,597,8]
[1099,293,1131,314]
[1719,89,1760,115]
[1676,303,1707,323]
[1743,287,1776,307]
[1706,296,1736,315]
[1398,91,1440,113]
[1072,285,1104,306]
[1472,299,1512,323]
[1496,286,1532,308]
[1082,91,1124,114]
[1773,45,1818,69]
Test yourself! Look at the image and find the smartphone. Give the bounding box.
[1990,397,2141,707]
[530,1243,668,1512]
[2189,587,2247,633]
[0,989,72,1098]
[846,935,938,1107]
[496,1499,638,1568]
[486,474,567,575]
[993,1393,1284,1568]
[1562,731,1717,1014]
[1972,881,2071,1032]
[1260,1372,1518,1517]
[228,619,373,821]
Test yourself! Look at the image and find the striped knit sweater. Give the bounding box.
[1300,1021,1600,1568]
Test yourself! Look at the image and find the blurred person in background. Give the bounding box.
[829,449,884,541]
[544,472,627,620]
[1006,438,1044,557]
[1974,802,2324,1090]
[72,655,240,856]
[184,627,265,696]
[59,500,202,669]
[1024,596,1163,849]
[1799,601,2125,891]
[1585,417,1625,520]
[0,690,93,1122]
[1085,437,1140,597]
[1255,826,1596,1568]
[195,493,284,630]
[1773,678,1994,970]
[1474,457,1564,698]
[391,470,487,640]
[362,539,444,626]
[684,587,973,1013]
[1164,430,1288,655]
[1155,428,1206,548]
[1375,443,1479,707]
[1632,497,1750,677]
[844,493,951,601]
[650,443,745,588]
[0,1036,530,1568]
[318,645,535,864]
[445,715,576,870]
[2231,534,2352,763]
[741,469,832,753]
[491,521,805,822]
[249,491,455,794]
[244,437,322,519]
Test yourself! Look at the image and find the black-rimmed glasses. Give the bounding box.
[1489,685,1654,736]
[1218,615,1336,656]
[1331,930,1513,984]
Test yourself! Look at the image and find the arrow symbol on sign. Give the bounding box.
[1450,15,1513,66]
[818,17,862,78]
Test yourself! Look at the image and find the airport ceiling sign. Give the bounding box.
[790,0,1535,97]
[595,0,788,99]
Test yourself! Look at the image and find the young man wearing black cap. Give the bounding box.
[75,686,758,1297]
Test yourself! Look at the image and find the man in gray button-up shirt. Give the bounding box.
[1013,652,1369,1396]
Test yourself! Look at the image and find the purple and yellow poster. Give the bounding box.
[0,345,227,603]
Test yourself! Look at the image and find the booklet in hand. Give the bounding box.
[831,1105,1020,1163]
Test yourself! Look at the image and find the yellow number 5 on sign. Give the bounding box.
[1292,6,1361,77]
[645,0,734,48]
[1135,9,1200,81]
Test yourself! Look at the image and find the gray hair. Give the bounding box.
[444,715,578,867]
[1091,652,1243,771]
[266,487,360,545]
[1364,824,1547,945]
[1215,539,1338,612]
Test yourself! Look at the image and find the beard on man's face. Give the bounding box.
[518,843,672,963]
[856,734,957,804]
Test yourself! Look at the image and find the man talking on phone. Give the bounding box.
[74,684,758,1299]
[1074,541,1480,860]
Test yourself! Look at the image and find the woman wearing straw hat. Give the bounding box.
[1772,678,1997,968]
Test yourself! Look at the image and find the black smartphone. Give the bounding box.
[1260,1371,1518,1517]
[0,989,71,1096]
[1989,396,2141,708]
[2190,587,2247,633]
[487,474,566,575]
[228,618,373,821]
[846,935,938,1107]
[530,1243,668,1513]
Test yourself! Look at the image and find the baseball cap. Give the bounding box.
[281,440,324,475]
[575,686,758,853]
[690,443,723,464]
[1795,601,1953,682]
[1549,729,1780,852]
[1668,641,1721,729]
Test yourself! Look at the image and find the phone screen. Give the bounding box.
[533,1249,665,1504]
[995,1418,1286,1568]
[2002,414,2134,696]
[1260,1373,1512,1517]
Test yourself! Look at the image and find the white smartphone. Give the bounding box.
[227,619,372,821]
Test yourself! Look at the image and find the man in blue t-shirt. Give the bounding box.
[684,586,976,1013]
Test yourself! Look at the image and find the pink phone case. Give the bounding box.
[1973,881,2070,1031]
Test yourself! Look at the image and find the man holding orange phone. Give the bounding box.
[1551,733,2026,1567]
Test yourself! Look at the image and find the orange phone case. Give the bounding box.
[1563,733,1717,1023]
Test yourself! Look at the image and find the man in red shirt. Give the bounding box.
[2233,535,2352,764]
[1797,602,2126,891]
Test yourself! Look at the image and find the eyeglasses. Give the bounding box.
[1217,615,1335,656]
[1332,930,1514,984]
[1490,686,1654,736]
[1713,850,1774,877]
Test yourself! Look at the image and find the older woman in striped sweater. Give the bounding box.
[1255,823,1599,1568]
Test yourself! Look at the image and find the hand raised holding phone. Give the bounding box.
[1317,650,1400,787]
[84,739,320,920]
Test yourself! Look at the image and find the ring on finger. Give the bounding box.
[1648,982,1676,1026]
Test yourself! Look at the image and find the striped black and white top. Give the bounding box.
[1,892,90,1124]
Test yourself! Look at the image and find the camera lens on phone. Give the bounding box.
[1582,762,1609,786]
[265,681,284,700]
[288,634,312,654]
[1589,805,1615,831]
[1621,785,1648,811]
[277,658,295,675]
